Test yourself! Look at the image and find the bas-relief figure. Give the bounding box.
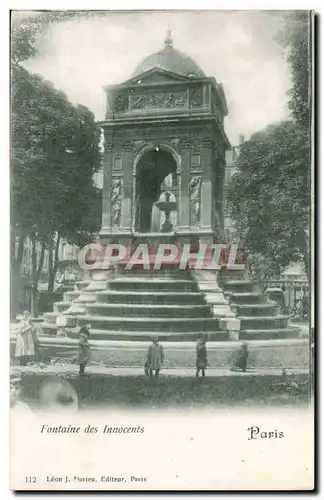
[111,179,123,227]
[114,93,128,113]
[189,176,202,226]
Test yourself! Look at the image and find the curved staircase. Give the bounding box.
[42,267,228,342]
[223,280,300,340]
[37,265,308,370]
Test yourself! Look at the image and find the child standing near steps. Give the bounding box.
[76,325,91,375]
[196,335,207,379]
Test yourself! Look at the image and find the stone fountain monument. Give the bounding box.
[39,32,307,370]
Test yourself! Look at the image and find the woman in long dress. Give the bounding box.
[15,311,35,366]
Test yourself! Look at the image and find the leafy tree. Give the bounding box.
[227,13,311,281]
[11,20,102,315]
[282,11,312,129]
[227,121,309,279]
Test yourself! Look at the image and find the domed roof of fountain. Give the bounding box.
[132,31,206,79]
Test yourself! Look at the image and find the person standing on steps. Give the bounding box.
[76,325,91,376]
[147,337,164,377]
[196,335,207,379]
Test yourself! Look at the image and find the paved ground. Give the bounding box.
[14,365,311,409]
[11,363,309,378]
[10,321,310,336]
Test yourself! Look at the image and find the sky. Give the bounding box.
[17,10,292,145]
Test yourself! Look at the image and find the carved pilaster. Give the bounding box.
[111,178,124,228]
[189,86,203,108]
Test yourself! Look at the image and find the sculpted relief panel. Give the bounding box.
[130,91,187,111]
[114,93,129,113]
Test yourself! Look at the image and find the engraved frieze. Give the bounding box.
[201,138,213,148]
[179,138,192,150]
[179,136,213,152]
[111,140,133,153]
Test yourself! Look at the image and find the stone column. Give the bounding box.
[202,83,211,111]
[121,151,133,232]
[200,142,213,230]
[178,148,190,231]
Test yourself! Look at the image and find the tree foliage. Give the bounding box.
[11,19,102,313]
[227,122,309,277]
[283,11,312,128]
[227,13,311,280]
[11,11,109,64]
[12,65,102,247]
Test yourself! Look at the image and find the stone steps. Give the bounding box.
[239,315,289,330]
[107,279,198,292]
[63,291,82,302]
[43,312,59,324]
[39,267,303,346]
[74,280,91,290]
[63,328,228,342]
[85,303,212,318]
[223,280,259,293]
[74,294,97,304]
[219,276,301,339]
[240,327,301,340]
[235,303,278,317]
[227,292,266,304]
[53,302,71,313]
[77,314,220,332]
[95,290,205,305]
[40,323,228,340]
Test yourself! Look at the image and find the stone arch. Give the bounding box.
[132,144,180,233]
[133,143,181,175]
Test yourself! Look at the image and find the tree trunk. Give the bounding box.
[300,230,309,282]
[48,234,61,294]
[10,232,25,319]
[47,241,53,291]
[16,233,25,267]
[31,236,45,318]
[303,248,309,283]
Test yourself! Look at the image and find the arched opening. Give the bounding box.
[135,148,178,233]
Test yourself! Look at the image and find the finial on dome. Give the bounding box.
[164,29,173,48]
